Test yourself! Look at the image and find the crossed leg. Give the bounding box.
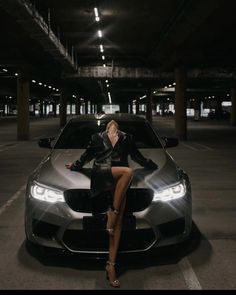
[106,167,133,284]
[106,166,133,232]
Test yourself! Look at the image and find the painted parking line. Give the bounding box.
[0,184,26,217]
[178,257,202,290]
[194,143,214,151]
[180,143,199,151]
[0,143,20,153]
[181,142,213,151]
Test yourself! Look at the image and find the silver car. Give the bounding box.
[25,113,192,254]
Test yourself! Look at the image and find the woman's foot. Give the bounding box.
[105,260,120,288]
[106,206,119,236]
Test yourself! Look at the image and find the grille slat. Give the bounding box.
[64,189,153,213]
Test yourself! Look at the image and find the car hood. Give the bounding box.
[31,149,181,192]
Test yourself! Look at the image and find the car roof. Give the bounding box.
[70,113,148,123]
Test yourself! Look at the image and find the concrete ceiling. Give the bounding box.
[0,0,236,104]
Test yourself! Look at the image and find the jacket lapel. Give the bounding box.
[101,130,125,149]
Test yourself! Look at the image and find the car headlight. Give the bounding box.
[30,182,65,203]
[153,181,186,202]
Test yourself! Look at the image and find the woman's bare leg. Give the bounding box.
[106,196,127,285]
[109,196,126,262]
[106,167,133,285]
[106,167,133,232]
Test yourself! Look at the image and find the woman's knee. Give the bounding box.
[124,167,133,178]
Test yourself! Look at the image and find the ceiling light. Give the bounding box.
[44,84,47,87]
[98,30,102,38]
[100,44,104,52]
[15,73,18,76]
[107,84,109,87]
[108,92,112,104]
[164,86,168,89]
[173,83,176,86]
[94,7,99,17]
[103,64,106,67]
[105,80,108,83]
[32,80,36,83]
[140,95,147,100]
[3,68,8,72]
[94,8,100,22]
[102,55,105,60]
[39,82,42,86]
[48,86,52,89]
[169,84,172,87]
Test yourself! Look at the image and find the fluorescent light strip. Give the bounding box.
[94,7,99,17]
[100,44,104,52]
[140,95,147,100]
[94,7,100,22]
[108,92,112,104]
[102,55,105,60]
[98,30,102,38]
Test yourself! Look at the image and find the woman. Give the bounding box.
[66,120,158,288]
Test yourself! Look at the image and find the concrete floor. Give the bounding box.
[0,115,235,290]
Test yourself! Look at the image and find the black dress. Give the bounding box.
[70,130,158,198]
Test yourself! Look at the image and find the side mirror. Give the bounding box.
[38,137,55,149]
[162,137,179,148]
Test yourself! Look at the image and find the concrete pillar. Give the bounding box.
[33,102,36,116]
[194,97,201,121]
[53,100,57,117]
[175,67,187,140]
[129,102,133,114]
[60,88,67,127]
[231,88,236,125]
[97,104,102,113]
[70,103,73,114]
[120,103,128,113]
[75,99,81,115]
[40,98,44,118]
[146,89,153,125]
[136,99,140,114]
[215,97,222,119]
[17,67,30,140]
[85,100,88,114]
[44,101,47,116]
[161,101,165,116]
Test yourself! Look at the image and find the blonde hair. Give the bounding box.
[106,120,119,132]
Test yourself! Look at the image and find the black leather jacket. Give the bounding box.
[71,130,158,171]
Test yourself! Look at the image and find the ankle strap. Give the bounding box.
[110,205,119,214]
[106,260,116,266]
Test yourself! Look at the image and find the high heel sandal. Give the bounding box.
[106,205,119,236]
[105,260,120,288]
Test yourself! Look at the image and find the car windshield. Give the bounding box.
[54,120,163,149]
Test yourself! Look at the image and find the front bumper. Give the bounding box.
[25,184,192,254]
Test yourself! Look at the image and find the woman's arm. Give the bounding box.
[66,134,97,171]
[128,134,158,169]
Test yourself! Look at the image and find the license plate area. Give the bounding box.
[83,214,136,231]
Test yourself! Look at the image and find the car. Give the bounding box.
[25,113,192,255]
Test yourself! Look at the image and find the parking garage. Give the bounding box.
[0,0,236,290]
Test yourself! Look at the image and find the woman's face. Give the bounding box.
[107,123,118,134]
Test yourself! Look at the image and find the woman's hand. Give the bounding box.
[65,163,73,169]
